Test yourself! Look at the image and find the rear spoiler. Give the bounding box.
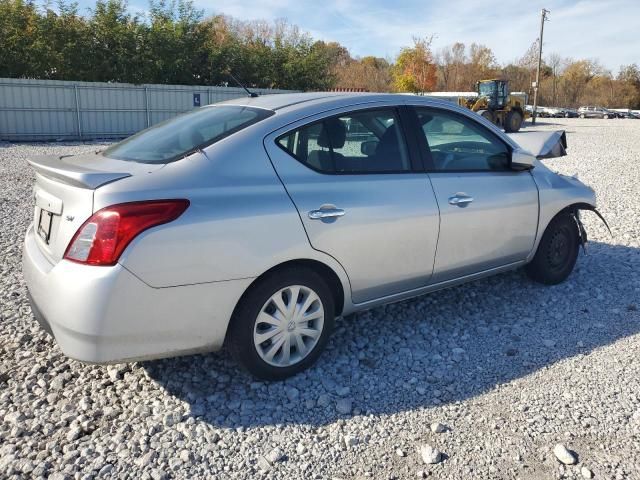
[28,155,131,189]
[507,130,567,159]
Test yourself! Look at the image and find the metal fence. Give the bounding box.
[0,78,295,141]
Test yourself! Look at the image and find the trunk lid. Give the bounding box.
[28,152,163,263]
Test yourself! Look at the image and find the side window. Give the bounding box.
[415,108,510,171]
[277,109,410,173]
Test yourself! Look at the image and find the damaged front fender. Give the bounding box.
[530,162,598,261]
[570,204,612,254]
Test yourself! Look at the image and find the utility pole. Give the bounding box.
[532,8,549,125]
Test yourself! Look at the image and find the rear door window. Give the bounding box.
[277,109,410,174]
[104,106,273,164]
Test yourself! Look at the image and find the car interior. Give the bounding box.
[417,111,510,171]
[279,111,410,173]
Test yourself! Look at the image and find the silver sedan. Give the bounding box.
[23,93,598,379]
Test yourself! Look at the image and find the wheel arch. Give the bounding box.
[227,258,347,340]
[527,201,596,263]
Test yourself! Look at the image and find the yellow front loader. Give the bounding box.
[459,79,527,132]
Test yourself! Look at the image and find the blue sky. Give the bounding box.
[75,0,638,72]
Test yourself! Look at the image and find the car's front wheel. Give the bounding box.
[525,213,579,285]
[504,110,523,132]
[227,267,335,380]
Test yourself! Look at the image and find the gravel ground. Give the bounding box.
[1,118,639,480]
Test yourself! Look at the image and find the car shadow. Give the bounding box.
[144,241,639,428]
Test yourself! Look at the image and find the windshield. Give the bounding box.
[104,105,274,164]
[478,82,497,97]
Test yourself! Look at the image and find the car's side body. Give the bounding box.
[578,106,614,119]
[23,93,596,365]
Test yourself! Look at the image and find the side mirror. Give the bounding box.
[511,149,536,171]
[360,140,378,156]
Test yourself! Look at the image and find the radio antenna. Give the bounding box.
[227,72,258,98]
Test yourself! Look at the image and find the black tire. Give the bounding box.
[579,113,585,118]
[478,109,495,124]
[227,267,335,380]
[504,110,523,132]
[604,114,610,119]
[525,214,579,285]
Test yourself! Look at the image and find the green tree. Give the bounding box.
[143,0,205,84]
[86,0,143,82]
[0,0,40,78]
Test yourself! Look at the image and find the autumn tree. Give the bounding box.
[560,59,600,106]
[617,64,640,108]
[392,37,437,94]
[436,42,466,90]
[334,56,392,92]
[466,43,498,87]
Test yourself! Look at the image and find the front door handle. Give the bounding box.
[308,207,346,220]
[448,194,474,206]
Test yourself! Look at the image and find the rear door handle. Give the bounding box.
[308,208,346,220]
[448,194,474,206]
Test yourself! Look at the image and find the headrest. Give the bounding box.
[317,118,346,149]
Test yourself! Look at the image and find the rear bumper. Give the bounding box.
[26,289,53,336]
[22,224,253,363]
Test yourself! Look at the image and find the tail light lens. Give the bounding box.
[64,200,190,266]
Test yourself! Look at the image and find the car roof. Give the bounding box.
[212,92,520,151]
[218,92,410,111]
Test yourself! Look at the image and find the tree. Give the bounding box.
[436,42,466,91]
[392,37,437,94]
[142,0,205,84]
[2,0,639,105]
[334,55,392,92]
[0,0,40,78]
[500,64,528,93]
[617,64,640,108]
[561,59,600,106]
[546,53,564,105]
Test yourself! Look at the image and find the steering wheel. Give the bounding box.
[432,141,505,170]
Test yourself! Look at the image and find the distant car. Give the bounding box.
[535,107,565,118]
[613,110,637,119]
[577,106,615,119]
[563,109,578,118]
[536,107,552,118]
[547,107,566,118]
[23,93,599,379]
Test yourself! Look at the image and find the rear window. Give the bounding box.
[104,106,273,164]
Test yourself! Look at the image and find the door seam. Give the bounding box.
[261,138,355,292]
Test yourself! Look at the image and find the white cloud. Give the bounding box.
[171,0,640,70]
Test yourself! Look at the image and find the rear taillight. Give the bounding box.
[64,200,189,266]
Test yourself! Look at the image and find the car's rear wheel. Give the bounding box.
[525,213,579,285]
[227,267,335,380]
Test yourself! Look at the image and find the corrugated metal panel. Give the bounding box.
[0,78,297,141]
